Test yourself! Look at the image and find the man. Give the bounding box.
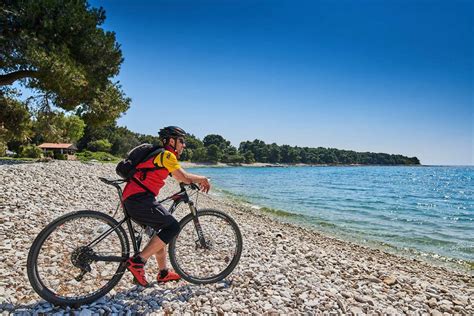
[123,126,211,286]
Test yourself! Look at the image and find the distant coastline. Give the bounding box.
[180,161,425,168]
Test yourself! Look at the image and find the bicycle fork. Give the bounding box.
[188,202,208,249]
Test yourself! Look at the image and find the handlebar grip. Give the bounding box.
[179,182,199,191]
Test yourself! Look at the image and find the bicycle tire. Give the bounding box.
[168,208,242,284]
[27,210,130,307]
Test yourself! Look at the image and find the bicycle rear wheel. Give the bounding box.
[168,208,242,284]
[27,210,130,307]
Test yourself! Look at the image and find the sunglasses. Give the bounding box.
[177,138,185,144]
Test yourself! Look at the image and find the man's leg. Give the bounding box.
[139,235,166,261]
[154,247,167,270]
[125,195,180,285]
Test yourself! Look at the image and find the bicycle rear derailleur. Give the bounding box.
[71,246,94,281]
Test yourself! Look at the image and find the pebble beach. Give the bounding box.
[0,160,472,315]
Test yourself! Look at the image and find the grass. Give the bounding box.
[76,150,121,163]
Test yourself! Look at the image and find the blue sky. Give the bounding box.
[90,0,473,165]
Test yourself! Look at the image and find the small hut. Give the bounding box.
[38,143,78,160]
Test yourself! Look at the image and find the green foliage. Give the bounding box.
[19,144,42,158]
[64,115,86,142]
[244,151,255,164]
[87,139,112,152]
[76,150,119,162]
[238,140,419,165]
[184,134,203,150]
[53,152,67,160]
[0,141,7,156]
[191,147,208,162]
[206,144,222,163]
[203,134,230,149]
[32,111,85,143]
[0,95,32,145]
[0,0,130,126]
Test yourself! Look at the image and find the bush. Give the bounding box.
[54,152,67,160]
[76,150,120,163]
[225,154,245,163]
[0,141,6,156]
[19,145,43,158]
[44,150,54,158]
[87,139,112,152]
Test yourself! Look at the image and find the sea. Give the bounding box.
[191,166,473,271]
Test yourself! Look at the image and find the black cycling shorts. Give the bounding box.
[123,192,180,244]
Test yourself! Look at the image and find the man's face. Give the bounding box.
[171,137,186,156]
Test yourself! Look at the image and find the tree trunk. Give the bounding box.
[0,70,38,86]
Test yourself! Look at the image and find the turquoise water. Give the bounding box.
[192,166,474,267]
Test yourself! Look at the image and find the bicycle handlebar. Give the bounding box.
[179,182,201,191]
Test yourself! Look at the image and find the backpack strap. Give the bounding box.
[135,149,167,180]
[131,175,155,196]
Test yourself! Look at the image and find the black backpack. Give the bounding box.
[116,144,165,194]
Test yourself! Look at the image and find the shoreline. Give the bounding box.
[214,192,474,274]
[1,161,472,314]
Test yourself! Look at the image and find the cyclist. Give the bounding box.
[123,126,211,286]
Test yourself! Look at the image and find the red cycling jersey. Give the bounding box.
[122,146,181,201]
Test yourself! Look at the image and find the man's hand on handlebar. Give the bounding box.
[198,178,211,193]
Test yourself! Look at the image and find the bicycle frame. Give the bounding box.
[86,178,204,263]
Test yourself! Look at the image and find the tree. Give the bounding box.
[87,139,112,152]
[244,151,255,164]
[32,111,85,143]
[0,95,32,152]
[191,147,207,162]
[19,144,42,158]
[64,115,86,142]
[206,144,222,163]
[203,134,230,150]
[185,134,204,150]
[268,143,281,163]
[0,0,130,125]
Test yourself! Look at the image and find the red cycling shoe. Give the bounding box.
[126,256,149,287]
[157,269,181,283]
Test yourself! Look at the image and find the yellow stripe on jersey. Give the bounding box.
[153,150,181,173]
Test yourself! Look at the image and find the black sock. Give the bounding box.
[159,269,169,278]
[132,254,146,265]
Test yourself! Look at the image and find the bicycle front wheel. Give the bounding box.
[169,208,242,284]
[27,210,130,307]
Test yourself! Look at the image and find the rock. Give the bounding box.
[305,300,318,307]
[366,276,381,283]
[263,303,273,310]
[430,309,443,316]
[221,303,232,312]
[349,306,364,314]
[336,299,346,312]
[383,276,397,286]
[452,299,466,306]
[79,309,92,316]
[427,297,437,308]
[354,295,368,303]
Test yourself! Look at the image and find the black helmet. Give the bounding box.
[158,126,187,140]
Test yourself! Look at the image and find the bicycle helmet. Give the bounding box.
[158,126,187,140]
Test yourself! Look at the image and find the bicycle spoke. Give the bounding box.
[170,209,242,283]
[34,215,126,300]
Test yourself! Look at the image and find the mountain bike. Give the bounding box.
[27,177,243,307]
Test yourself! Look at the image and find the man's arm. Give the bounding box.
[171,168,211,193]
